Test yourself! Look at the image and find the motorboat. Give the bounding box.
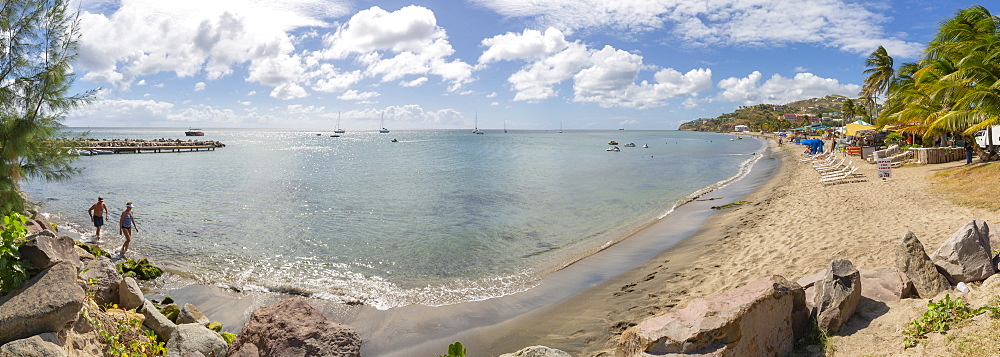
[607,146,620,152]
[608,141,619,145]
[185,129,205,136]
[331,135,340,137]
[80,149,113,156]
[391,138,398,143]
[642,143,649,148]
[624,143,636,147]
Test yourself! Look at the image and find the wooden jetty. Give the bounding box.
[70,139,225,155]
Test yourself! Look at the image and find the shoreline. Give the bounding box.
[153,136,780,356]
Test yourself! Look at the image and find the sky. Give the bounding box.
[63,0,984,130]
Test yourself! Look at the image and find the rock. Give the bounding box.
[859,266,914,302]
[932,220,997,283]
[62,307,106,357]
[18,232,81,271]
[80,257,122,306]
[140,299,178,342]
[0,262,85,344]
[177,303,211,325]
[206,322,223,332]
[161,304,180,322]
[228,296,362,357]
[796,269,827,313]
[618,275,804,356]
[0,333,65,357]
[499,345,571,357]
[165,323,227,357]
[24,211,54,235]
[118,277,144,311]
[74,245,95,261]
[895,231,950,298]
[812,259,863,334]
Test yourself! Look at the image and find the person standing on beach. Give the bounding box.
[87,197,109,242]
[965,141,974,165]
[119,202,138,256]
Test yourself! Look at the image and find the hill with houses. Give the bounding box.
[679,95,850,132]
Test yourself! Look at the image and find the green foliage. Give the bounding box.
[902,294,997,348]
[0,0,96,213]
[206,321,223,332]
[794,319,832,355]
[439,342,466,357]
[158,304,179,323]
[115,258,163,280]
[0,213,30,295]
[84,304,167,356]
[221,332,237,346]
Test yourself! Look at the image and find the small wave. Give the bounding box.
[670,138,768,211]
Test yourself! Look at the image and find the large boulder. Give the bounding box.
[24,211,54,235]
[895,231,950,298]
[499,345,571,357]
[0,262,85,344]
[932,220,996,283]
[800,266,913,310]
[812,259,863,334]
[164,323,228,357]
[140,299,178,342]
[18,232,81,271]
[80,257,122,306]
[228,297,362,357]
[118,277,144,311]
[0,333,65,357]
[177,303,211,325]
[617,275,805,356]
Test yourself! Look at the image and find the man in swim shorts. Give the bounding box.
[88,196,109,242]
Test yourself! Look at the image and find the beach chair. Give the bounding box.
[811,155,837,167]
[817,160,851,174]
[820,166,860,183]
[819,165,855,179]
[814,157,846,170]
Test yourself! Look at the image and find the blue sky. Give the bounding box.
[65,0,982,130]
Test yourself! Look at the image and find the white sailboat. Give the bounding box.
[504,120,507,133]
[472,112,483,134]
[378,111,389,133]
[559,122,563,133]
[334,111,345,133]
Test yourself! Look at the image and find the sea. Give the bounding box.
[23,128,764,310]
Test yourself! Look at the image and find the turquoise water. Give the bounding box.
[24,128,763,309]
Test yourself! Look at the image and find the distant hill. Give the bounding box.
[679,95,849,132]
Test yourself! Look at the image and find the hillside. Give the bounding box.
[679,95,850,132]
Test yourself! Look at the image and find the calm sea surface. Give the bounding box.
[24,128,763,309]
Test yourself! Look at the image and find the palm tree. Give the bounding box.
[862,46,895,118]
[841,98,856,121]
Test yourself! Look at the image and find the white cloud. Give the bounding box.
[716,71,861,105]
[70,99,175,121]
[338,90,380,101]
[474,0,924,57]
[486,92,497,98]
[479,27,569,63]
[400,77,428,87]
[194,82,206,91]
[270,83,308,100]
[573,46,713,109]
[507,42,591,102]
[136,79,147,86]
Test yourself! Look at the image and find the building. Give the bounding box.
[734,125,749,132]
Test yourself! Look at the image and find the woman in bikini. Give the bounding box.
[119,202,138,256]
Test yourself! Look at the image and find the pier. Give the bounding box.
[70,138,225,155]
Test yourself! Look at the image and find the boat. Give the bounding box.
[80,149,113,156]
[504,120,508,133]
[559,122,563,133]
[331,135,340,137]
[378,112,389,133]
[334,112,346,133]
[185,128,205,136]
[472,112,484,134]
[316,133,322,136]
[606,146,620,152]
[391,138,398,143]
[642,143,649,148]
[608,141,618,145]
[624,143,636,147]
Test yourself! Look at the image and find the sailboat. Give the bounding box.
[334,112,345,133]
[378,111,389,133]
[504,120,508,133]
[559,122,563,133]
[472,112,484,134]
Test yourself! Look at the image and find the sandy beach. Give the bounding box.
[159,138,1000,356]
[454,139,1000,356]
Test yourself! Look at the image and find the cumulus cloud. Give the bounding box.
[194,82,206,91]
[482,29,711,108]
[338,90,380,101]
[716,71,861,105]
[474,0,924,57]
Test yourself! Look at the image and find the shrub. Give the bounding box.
[115,258,163,280]
[0,213,30,295]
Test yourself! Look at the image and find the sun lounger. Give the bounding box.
[814,157,846,170]
[820,166,861,183]
[817,160,851,173]
[819,165,855,179]
[811,155,838,167]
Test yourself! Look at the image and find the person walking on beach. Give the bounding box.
[87,197,109,242]
[119,202,138,256]
[965,141,975,165]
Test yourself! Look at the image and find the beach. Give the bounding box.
[422,139,1000,356]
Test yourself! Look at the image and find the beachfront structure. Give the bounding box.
[735,125,749,132]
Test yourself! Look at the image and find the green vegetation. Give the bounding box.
[678,95,848,132]
[76,241,110,257]
[116,258,164,280]
[0,213,30,295]
[0,0,95,214]
[901,294,998,348]
[876,6,1000,159]
[794,319,833,356]
[85,304,168,357]
[221,332,237,345]
[439,342,466,357]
